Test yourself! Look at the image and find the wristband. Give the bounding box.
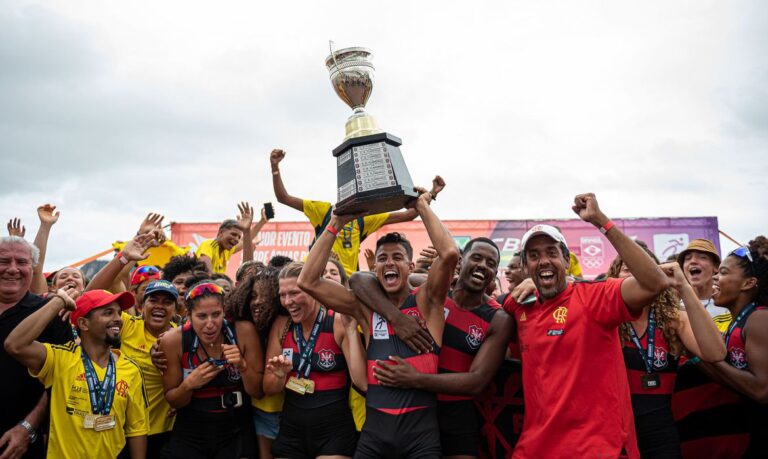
[599,220,615,235]
[430,191,437,201]
[18,420,37,443]
[326,225,339,237]
[116,251,129,265]
[272,169,280,176]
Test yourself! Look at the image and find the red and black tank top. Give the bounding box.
[622,317,679,415]
[366,290,440,415]
[725,304,767,371]
[180,320,243,412]
[438,295,500,402]
[281,309,349,409]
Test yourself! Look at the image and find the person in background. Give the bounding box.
[162,255,208,320]
[269,148,446,276]
[127,266,162,316]
[5,289,149,459]
[0,236,74,459]
[677,239,729,332]
[196,202,267,275]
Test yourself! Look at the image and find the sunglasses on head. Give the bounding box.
[186,282,224,301]
[730,247,756,276]
[136,266,160,275]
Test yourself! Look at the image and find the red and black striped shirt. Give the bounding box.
[622,321,679,415]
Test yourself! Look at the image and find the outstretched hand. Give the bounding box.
[572,193,609,227]
[122,232,155,262]
[138,213,164,235]
[37,204,60,226]
[266,354,293,379]
[236,202,254,231]
[6,218,24,238]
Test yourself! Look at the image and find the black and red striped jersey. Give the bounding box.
[622,321,679,415]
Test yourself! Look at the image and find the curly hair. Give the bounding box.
[162,255,207,282]
[737,236,768,305]
[226,265,282,332]
[607,240,683,357]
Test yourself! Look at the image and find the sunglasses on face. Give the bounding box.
[730,247,756,276]
[186,282,224,301]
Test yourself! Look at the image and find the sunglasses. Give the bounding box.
[730,247,756,276]
[131,265,161,286]
[186,282,224,301]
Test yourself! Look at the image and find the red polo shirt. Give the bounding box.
[504,278,640,459]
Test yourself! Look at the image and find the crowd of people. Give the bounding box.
[0,150,766,459]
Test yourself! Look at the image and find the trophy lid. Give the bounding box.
[324,46,375,74]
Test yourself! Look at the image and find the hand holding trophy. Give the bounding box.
[325,43,417,215]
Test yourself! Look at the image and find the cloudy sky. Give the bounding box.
[2,0,766,268]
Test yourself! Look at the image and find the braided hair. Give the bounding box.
[739,236,768,305]
[607,241,683,357]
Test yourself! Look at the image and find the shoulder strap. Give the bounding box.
[309,207,334,251]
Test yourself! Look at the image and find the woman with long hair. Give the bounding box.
[607,241,725,458]
[160,280,264,459]
[263,262,366,459]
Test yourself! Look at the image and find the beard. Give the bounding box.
[105,335,121,348]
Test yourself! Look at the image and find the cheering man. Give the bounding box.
[5,290,149,458]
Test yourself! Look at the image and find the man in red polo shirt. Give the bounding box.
[504,193,675,459]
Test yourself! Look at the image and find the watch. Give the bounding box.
[18,420,37,443]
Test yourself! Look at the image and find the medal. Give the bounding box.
[83,414,96,429]
[342,225,352,249]
[93,415,116,432]
[285,376,307,395]
[299,377,315,394]
[641,373,660,389]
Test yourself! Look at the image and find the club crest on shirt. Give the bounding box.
[226,365,242,382]
[115,380,129,398]
[729,347,748,370]
[466,325,484,350]
[653,346,668,370]
[552,307,568,324]
[317,349,336,370]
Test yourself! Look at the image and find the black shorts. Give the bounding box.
[272,399,357,459]
[354,407,441,459]
[438,400,480,457]
[635,408,681,459]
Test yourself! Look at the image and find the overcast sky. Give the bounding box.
[2,0,766,269]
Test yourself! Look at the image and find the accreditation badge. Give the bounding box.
[93,415,116,432]
[641,373,660,389]
[285,376,307,395]
[83,414,97,429]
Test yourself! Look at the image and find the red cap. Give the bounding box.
[71,290,135,326]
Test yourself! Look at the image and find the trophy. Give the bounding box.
[325,44,417,215]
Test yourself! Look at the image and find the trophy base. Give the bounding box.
[344,113,382,140]
[333,132,418,215]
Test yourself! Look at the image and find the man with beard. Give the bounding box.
[5,289,149,458]
[297,190,459,458]
[677,239,729,332]
[503,193,675,459]
[351,237,514,459]
[0,236,73,459]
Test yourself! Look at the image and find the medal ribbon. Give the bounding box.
[80,349,116,415]
[724,302,756,350]
[293,307,326,379]
[188,319,237,368]
[628,308,656,374]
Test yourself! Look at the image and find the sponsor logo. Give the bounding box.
[76,372,86,381]
[653,346,668,370]
[466,325,484,350]
[729,347,748,370]
[652,233,690,260]
[444,307,450,319]
[519,311,527,322]
[372,313,389,340]
[547,329,564,336]
[282,348,293,361]
[580,236,605,270]
[553,307,568,324]
[317,349,336,370]
[115,380,129,398]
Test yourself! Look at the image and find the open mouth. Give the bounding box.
[383,270,400,288]
[688,266,702,277]
[538,270,556,285]
[107,325,121,334]
[470,269,486,283]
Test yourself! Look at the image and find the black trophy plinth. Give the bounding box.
[332,132,417,215]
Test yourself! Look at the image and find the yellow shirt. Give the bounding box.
[195,239,235,274]
[120,313,175,435]
[567,252,583,278]
[112,241,189,268]
[251,393,284,413]
[303,200,389,276]
[32,342,149,459]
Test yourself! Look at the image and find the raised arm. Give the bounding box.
[296,212,367,325]
[661,262,726,362]
[233,204,268,255]
[86,233,153,292]
[270,149,304,212]
[349,271,433,354]
[30,204,60,294]
[414,190,460,321]
[373,310,513,395]
[383,175,446,225]
[572,193,672,314]
[4,292,75,373]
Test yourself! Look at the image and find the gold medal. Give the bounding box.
[285,376,307,395]
[300,378,315,394]
[93,415,116,432]
[83,414,96,429]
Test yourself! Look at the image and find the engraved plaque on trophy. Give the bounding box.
[326,45,417,215]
